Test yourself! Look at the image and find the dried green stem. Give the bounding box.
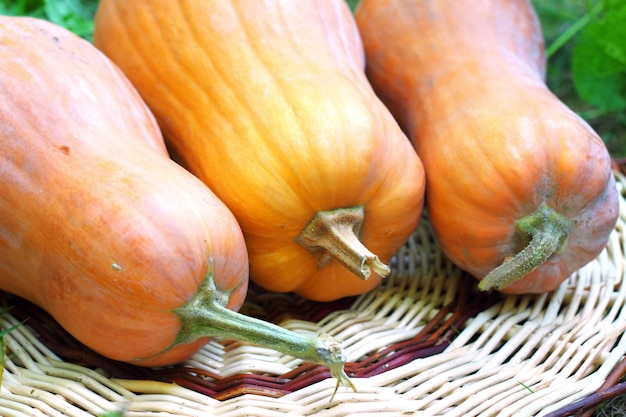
[296,206,390,280]
[478,204,573,291]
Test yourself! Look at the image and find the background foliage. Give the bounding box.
[1,0,625,413]
[0,0,97,39]
[535,0,626,157]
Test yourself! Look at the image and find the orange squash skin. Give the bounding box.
[0,16,248,366]
[355,0,619,293]
[92,0,426,301]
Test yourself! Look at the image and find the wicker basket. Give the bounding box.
[1,167,625,417]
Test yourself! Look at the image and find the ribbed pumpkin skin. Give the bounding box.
[93,0,425,301]
[0,16,248,366]
[355,0,619,293]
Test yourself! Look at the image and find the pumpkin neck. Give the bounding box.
[151,260,354,392]
[296,206,390,280]
[478,204,573,292]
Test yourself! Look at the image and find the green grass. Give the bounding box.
[597,394,626,417]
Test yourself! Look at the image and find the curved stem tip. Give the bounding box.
[478,204,573,292]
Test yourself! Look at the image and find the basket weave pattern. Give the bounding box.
[1,168,625,417]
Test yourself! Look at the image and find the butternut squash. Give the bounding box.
[355,0,619,293]
[0,16,351,387]
[92,0,426,301]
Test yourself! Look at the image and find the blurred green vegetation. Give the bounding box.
[0,0,98,40]
[535,0,625,157]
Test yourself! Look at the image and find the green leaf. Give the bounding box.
[345,0,360,12]
[572,2,626,112]
[0,0,45,17]
[43,0,97,39]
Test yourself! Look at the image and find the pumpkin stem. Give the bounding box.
[171,261,355,393]
[478,204,573,292]
[296,206,391,280]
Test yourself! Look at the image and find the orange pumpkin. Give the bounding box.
[355,0,619,293]
[92,0,425,301]
[0,16,351,385]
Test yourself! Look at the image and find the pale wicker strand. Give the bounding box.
[35,363,131,403]
[1,379,97,417]
[0,323,48,374]
[0,174,623,416]
[0,313,61,365]
[0,393,62,417]
[8,368,116,414]
[45,360,136,398]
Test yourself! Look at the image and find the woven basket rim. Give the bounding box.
[1,168,625,417]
